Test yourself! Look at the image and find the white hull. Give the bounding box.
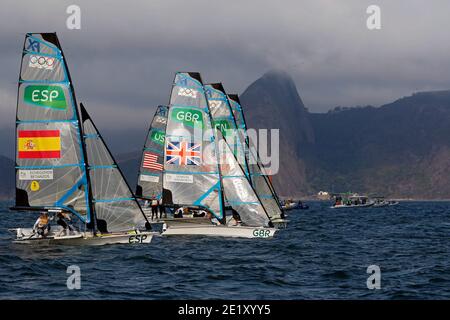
[373,203,389,208]
[162,224,277,239]
[11,228,156,246]
[282,203,299,210]
[330,201,375,209]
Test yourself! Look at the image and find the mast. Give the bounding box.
[56,35,96,231]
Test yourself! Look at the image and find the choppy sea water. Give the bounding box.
[0,201,449,299]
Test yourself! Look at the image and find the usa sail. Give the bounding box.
[227,94,285,221]
[163,72,226,223]
[11,33,154,245]
[136,105,168,200]
[204,83,272,227]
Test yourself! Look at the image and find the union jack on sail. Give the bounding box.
[165,140,201,166]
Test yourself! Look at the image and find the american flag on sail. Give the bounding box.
[142,152,163,171]
[166,140,201,166]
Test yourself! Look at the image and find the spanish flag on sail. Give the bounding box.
[18,130,61,159]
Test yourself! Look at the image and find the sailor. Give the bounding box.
[56,212,73,236]
[193,209,206,217]
[158,198,165,219]
[206,211,219,225]
[228,209,242,226]
[174,206,184,218]
[151,198,159,220]
[33,212,51,238]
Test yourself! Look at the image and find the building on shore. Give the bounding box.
[317,191,331,200]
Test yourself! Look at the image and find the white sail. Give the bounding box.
[15,33,90,222]
[205,84,272,227]
[163,72,225,223]
[14,33,150,235]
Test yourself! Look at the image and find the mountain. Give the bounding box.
[240,70,450,199]
[0,155,14,200]
[240,70,315,197]
[305,90,450,199]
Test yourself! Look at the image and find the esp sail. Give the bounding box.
[80,104,150,233]
[163,72,225,223]
[136,105,168,200]
[228,94,285,220]
[15,33,90,222]
[14,33,149,234]
[205,84,271,227]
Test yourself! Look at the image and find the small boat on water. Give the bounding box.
[372,196,390,208]
[10,33,156,245]
[330,194,374,209]
[281,199,309,211]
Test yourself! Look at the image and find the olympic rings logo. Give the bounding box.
[178,87,197,98]
[29,55,55,70]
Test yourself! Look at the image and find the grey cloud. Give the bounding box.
[1,0,449,127]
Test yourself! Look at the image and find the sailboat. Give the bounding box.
[10,33,155,245]
[139,72,276,238]
[226,93,287,225]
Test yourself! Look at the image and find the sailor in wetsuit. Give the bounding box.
[56,212,73,236]
[228,209,242,226]
[33,212,51,238]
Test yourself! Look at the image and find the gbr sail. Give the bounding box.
[205,84,272,227]
[163,72,225,223]
[15,33,90,222]
[136,105,168,200]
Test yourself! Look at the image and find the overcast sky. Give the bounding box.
[1,0,450,156]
